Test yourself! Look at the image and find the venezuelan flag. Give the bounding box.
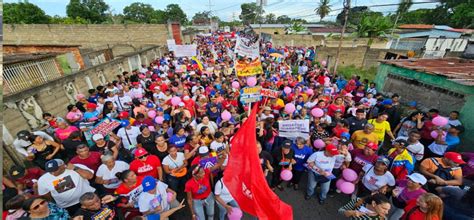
[191,56,203,71]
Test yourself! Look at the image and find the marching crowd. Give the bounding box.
[3,29,474,220]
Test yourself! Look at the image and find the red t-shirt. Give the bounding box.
[16,167,44,188]
[402,199,440,220]
[70,151,102,172]
[191,156,202,166]
[349,149,378,174]
[130,155,162,179]
[185,169,212,200]
[327,104,345,117]
[115,176,144,195]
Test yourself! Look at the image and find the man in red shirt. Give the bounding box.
[8,165,44,194]
[130,148,163,181]
[70,144,102,173]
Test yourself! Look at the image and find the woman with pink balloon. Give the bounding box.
[214,177,242,220]
[270,140,296,191]
[425,124,464,158]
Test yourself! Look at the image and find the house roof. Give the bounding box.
[381,58,474,86]
[4,53,60,65]
[398,24,434,29]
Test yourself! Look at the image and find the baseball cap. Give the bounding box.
[118,111,129,119]
[325,144,339,156]
[282,140,292,149]
[444,152,466,164]
[451,125,465,133]
[92,134,104,141]
[86,103,97,109]
[366,142,378,150]
[9,166,26,180]
[340,138,350,145]
[264,106,272,111]
[16,130,31,141]
[408,101,417,107]
[134,148,149,158]
[45,159,65,172]
[393,138,409,148]
[141,176,157,192]
[382,99,393,105]
[376,156,390,166]
[178,102,185,107]
[153,86,160,90]
[132,82,140,86]
[407,173,427,185]
[340,132,350,140]
[198,146,209,155]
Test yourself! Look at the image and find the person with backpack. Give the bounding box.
[419,152,465,192]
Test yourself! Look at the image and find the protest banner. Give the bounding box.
[90,117,121,136]
[278,119,310,139]
[167,39,176,51]
[174,45,197,57]
[235,58,264,76]
[234,36,259,59]
[260,88,279,98]
[240,86,262,104]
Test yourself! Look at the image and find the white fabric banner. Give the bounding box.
[174,45,197,57]
[167,39,176,51]
[234,36,259,59]
[278,119,310,139]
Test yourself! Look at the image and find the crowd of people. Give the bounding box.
[3,28,474,220]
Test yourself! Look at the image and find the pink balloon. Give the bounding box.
[342,168,358,182]
[171,97,181,106]
[336,178,346,189]
[221,110,231,121]
[339,181,355,194]
[280,169,293,181]
[430,130,446,139]
[227,207,243,220]
[148,126,155,132]
[306,89,314,95]
[432,116,448,127]
[155,116,164,124]
[247,77,257,87]
[284,86,292,94]
[147,110,156,118]
[313,139,325,149]
[311,108,324,118]
[321,60,327,66]
[167,192,173,203]
[284,103,296,114]
[232,81,240,89]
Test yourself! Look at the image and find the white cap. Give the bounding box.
[183,96,190,101]
[160,74,167,78]
[198,146,209,155]
[178,102,185,107]
[92,134,104,141]
[153,86,160,90]
[407,173,427,185]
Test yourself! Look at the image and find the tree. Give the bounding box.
[287,22,308,34]
[163,4,187,24]
[50,16,89,24]
[192,11,211,24]
[265,13,276,24]
[315,0,331,21]
[240,3,263,25]
[449,2,474,28]
[66,0,110,24]
[336,6,382,26]
[391,0,412,36]
[276,15,292,24]
[123,2,156,23]
[4,2,50,24]
[398,8,432,24]
[355,13,393,39]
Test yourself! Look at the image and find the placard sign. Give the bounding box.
[167,39,176,51]
[234,36,259,59]
[89,117,121,137]
[240,86,262,104]
[174,45,197,57]
[260,88,279,98]
[278,119,310,139]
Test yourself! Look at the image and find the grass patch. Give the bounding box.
[337,65,377,82]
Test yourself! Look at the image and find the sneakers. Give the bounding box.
[293,184,299,190]
[304,194,311,200]
[318,198,325,205]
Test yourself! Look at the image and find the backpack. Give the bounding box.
[431,158,459,181]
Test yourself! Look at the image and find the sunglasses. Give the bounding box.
[138,154,148,159]
[32,200,47,210]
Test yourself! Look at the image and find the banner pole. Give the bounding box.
[248,103,251,116]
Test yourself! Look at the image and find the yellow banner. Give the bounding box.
[235,58,263,76]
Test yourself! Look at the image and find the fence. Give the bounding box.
[4,58,62,95]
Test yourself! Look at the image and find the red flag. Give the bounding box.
[223,103,293,220]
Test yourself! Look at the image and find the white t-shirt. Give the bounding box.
[115,95,132,111]
[215,179,234,204]
[334,153,352,169]
[37,164,95,208]
[138,181,170,213]
[162,153,185,169]
[398,137,424,161]
[96,161,130,189]
[117,126,141,149]
[210,141,226,153]
[307,151,336,173]
[361,164,395,191]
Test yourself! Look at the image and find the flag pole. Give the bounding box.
[248,103,251,116]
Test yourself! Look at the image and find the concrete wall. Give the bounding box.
[4,24,170,55]
[375,64,474,149]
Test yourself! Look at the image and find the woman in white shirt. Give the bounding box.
[95,154,130,193]
[162,145,188,192]
[215,178,239,220]
[356,156,395,198]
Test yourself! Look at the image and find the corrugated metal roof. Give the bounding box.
[398,24,434,29]
[381,58,474,86]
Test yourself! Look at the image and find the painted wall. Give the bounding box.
[375,64,474,149]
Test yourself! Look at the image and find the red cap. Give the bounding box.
[134,148,148,157]
[132,82,140,86]
[86,103,97,109]
[444,152,465,164]
[366,142,378,150]
[325,144,339,156]
[118,111,129,119]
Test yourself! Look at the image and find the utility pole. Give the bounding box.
[333,0,350,75]
[206,0,215,32]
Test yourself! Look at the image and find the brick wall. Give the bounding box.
[4,45,86,69]
[4,24,170,55]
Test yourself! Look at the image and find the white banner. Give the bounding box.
[167,39,176,51]
[174,45,197,57]
[278,119,310,139]
[234,36,259,59]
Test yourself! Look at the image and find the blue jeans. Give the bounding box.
[307,172,331,200]
[217,200,238,220]
[193,193,215,220]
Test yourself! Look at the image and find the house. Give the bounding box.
[389,24,471,58]
[375,58,474,149]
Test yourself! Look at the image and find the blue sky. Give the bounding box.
[4,0,439,22]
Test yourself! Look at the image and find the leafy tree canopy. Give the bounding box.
[66,0,110,24]
[4,2,50,24]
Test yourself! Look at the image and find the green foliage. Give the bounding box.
[66,0,110,24]
[449,2,474,28]
[123,2,156,23]
[314,0,331,21]
[336,6,383,26]
[4,2,50,24]
[50,16,89,24]
[354,13,393,39]
[219,20,242,28]
[265,13,277,24]
[164,4,188,24]
[276,15,292,24]
[192,11,212,23]
[287,22,308,34]
[337,65,377,82]
[240,3,264,24]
